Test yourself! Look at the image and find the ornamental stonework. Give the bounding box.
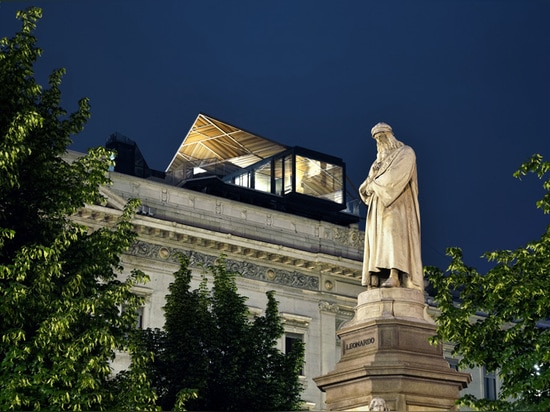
[321,226,363,250]
[127,240,319,291]
[318,300,339,313]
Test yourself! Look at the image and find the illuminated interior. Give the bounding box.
[162,113,358,224]
[226,147,344,206]
[108,113,359,225]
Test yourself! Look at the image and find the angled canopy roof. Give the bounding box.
[165,113,288,176]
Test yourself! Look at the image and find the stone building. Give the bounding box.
[69,113,499,409]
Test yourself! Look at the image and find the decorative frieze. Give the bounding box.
[127,240,319,291]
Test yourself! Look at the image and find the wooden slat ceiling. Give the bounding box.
[165,113,288,175]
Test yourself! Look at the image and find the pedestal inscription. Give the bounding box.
[344,336,375,351]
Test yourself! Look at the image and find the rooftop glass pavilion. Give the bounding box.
[109,113,360,226]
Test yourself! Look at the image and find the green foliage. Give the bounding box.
[142,255,305,411]
[426,154,550,411]
[0,8,157,410]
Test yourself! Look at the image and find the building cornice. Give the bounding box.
[74,202,363,284]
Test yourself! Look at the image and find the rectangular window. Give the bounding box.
[285,332,304,375]
[295,155,343,203]
[284,155,293,194]
[233,171,251,188]
[273,157,283,195]
[135,306,144,330]
[484,367,497,400]
[121,304,145,330]
[254,162,271,193]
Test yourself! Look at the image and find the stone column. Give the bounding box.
[318,301,339,376]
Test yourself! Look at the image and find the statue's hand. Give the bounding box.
[360,177,372,192]
[359,188,371,204]
[359,178,374,203]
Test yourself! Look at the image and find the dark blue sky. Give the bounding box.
[1,0,549,272]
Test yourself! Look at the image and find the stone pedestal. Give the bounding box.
[314,288,471,411]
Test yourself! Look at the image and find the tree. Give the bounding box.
[426,154,550,411]
[0,8,157,410]
[143,255,305,411]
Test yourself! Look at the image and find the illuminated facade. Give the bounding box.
[70,114,499,409]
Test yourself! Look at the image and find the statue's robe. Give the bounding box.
[360,145,423,290]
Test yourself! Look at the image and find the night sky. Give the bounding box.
[1,0,549,273]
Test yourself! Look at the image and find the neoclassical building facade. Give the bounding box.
[68,114,497,409]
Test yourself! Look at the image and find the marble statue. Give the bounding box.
[368,397,389,411]
[359,123,423,291]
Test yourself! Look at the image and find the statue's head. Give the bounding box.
[371,122,402,154]
[371,122,393,140]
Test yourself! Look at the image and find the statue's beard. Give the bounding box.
[376,135,403,158]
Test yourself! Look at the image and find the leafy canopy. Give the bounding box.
[426,154,550,411]
[0,8,157,410]
[142,255,305,411]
